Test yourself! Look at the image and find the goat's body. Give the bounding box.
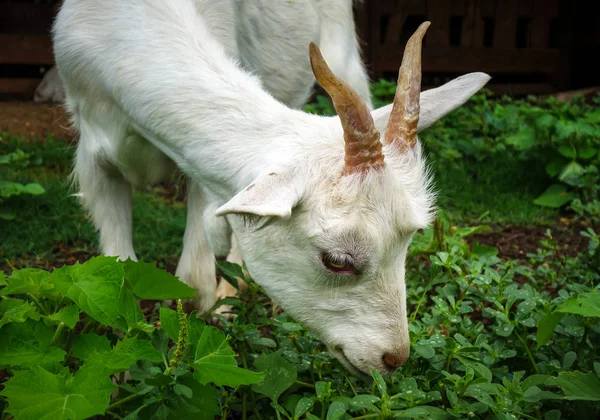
[54,0,371,309]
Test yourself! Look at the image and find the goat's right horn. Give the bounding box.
[384,21,430,152]
[309,42,384,176]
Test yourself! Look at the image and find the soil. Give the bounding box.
[0,101,74,141]
[468,218,592,261]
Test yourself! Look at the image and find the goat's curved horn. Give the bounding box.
[309,42,384,175]
[384,21,430,151]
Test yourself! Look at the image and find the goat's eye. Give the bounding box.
[322,252,355,274]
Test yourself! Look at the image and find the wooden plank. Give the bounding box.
[530,0,558,48]
[384,14,405,45]
[494,0,518,48]
[0,4,56,34]
[0,78,42,95]
[0,35,54,64]
[427,0,451,46]
[517,0,534,17]
[449,0,466,16]
[480,0,497,17]
[462,0,484,47]
[372,45,561,73]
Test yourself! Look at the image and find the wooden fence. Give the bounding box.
[355,0,569,94]
[0,0,585,98]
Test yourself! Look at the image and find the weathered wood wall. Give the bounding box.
[0,0,595,98]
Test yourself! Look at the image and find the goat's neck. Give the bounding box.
[126,67,327,201]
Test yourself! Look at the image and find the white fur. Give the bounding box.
[53,0,489,376]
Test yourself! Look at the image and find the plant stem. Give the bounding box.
[242,390,247,420]
[514,329,539,374]
[251,390,262,420]
[51,322,65,346]
[295,381,315,389]
[351,415,380,420]
[28,293,48,315]
[106,392,143,410]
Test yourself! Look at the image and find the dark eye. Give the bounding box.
[322,252,356,274]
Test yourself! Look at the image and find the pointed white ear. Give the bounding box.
[215,170,301,218]
[372,72,491,133]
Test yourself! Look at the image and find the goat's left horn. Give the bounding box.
[309,42,384,176]
[384,21,430,152]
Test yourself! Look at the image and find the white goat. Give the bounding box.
[53,0,490,376]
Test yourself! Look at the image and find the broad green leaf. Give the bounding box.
[555,292,600,317]
[506,128,536,150]
[252,351,297,402]
[22,183,45,195]
[349,395,380,412]
[90,338,163,375]
[371,370,388,398]
[295,397,315,418]
[413,343,435,359]
[533,184,574,208]
[117,284,149,332]
[578,145,596,159]
[546,161,567,177]
[0,268,56,298]
[124,260,196,299]
[393,406,451,419]
[558,161,585,183]
[160,307,180,342]
[43,305,80,329]
[193,326,264,387]
[547,371,600,401]
[216,261,245,289]
[0,365,114,420]
[187,314,207,357]
[557,144,576,159]
[71,333,111,361]
[326,401,348,420]
[315,381,332,399]
[0,298,40,329]
[0,319,66,368]
[522,386,561,402]
[51,257,128,330]
[536,312,564,348]
[168,375,220,420]
[0,181,44,198]
[0,272,7,286]
[456,356,492,382]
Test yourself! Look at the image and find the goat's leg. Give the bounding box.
[176,180,218,314]
[74,128,136,261]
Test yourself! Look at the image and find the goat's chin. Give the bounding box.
[327,346,371,380]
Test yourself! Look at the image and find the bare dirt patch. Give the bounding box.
[0,101,73,140]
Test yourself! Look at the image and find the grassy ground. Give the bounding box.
[0,129,561,274]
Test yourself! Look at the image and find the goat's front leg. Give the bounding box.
[74,129,137,261]
[176,180,219,314]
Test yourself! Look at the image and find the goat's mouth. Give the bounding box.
[329,346,370,379]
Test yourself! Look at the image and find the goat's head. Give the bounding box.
[216,22,490,377]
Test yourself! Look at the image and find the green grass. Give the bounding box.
[0,136,185,273]
[430,155,559,226]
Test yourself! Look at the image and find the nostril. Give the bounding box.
[382,352,406,370]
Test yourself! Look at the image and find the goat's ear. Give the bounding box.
[215,170,301,218]
[372,72,491,134]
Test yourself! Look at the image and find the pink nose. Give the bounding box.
[382,349,409,370]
